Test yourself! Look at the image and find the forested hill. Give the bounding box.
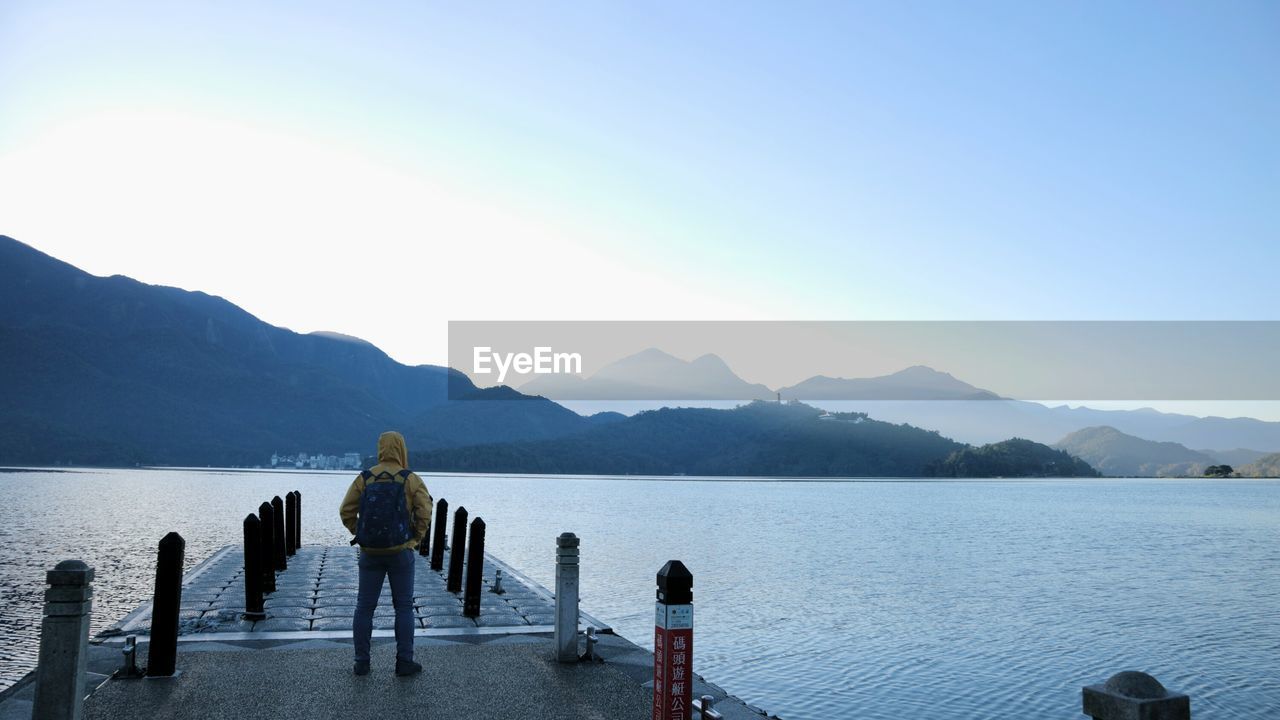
[0,235,600,466]
[413,401,1100,478]
[927,438,1100,478]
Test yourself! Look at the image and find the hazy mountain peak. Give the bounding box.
[690,353,731,369]
[519,347,773,401]
[1055,425,1213,477]
[892,365,949,378]
[627,347,682,362]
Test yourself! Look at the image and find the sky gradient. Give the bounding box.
[2,1,1277,376]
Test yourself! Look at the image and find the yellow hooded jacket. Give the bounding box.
[339,431,433,555]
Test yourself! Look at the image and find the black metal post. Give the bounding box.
[447,506,468,593]
[242,514,265,619]
[285,491,297,556]
[147,532,185,677]
[294,490,302,549]
[463,517,486,617]
[270,495,287,571]
[257,502,276,593]
[430,498,448,571]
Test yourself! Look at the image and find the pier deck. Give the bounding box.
[102,545,608,637]
[57,545,772,720]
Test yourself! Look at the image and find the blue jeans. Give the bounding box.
[354,549,416,663]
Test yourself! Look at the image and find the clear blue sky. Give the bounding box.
[1,1,1277,370]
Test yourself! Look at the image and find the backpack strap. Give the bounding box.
[363,468,407,484]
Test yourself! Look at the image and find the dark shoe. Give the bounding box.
[394,658,422,677]
[353,661,370,676]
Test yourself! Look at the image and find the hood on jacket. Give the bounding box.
[377,431,409,468]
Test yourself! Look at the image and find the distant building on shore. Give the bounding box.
[269,451,363,470]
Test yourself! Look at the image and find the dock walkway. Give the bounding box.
[24,544,774,720]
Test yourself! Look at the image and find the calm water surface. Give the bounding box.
[0,469,1277,719]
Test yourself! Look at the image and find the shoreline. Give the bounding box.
[5,465,1276,481]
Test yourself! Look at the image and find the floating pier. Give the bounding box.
[2,531,770,720]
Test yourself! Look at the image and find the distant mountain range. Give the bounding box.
[414,400,1099,478]
[516,347,1280,454]
[779,365,1001,400]
[520,352,997,402]
[0,236,610,466]
[1054,426,1215,477]
[519,348,774,400]
[3,234,1274,477]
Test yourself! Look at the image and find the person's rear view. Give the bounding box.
[339,431,433,677]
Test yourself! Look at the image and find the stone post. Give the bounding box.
[285,491,297,556]
[419,519,431,557]
[32,560,94,720]
[447,506,468,593]
[257,502,276,593]
[147,532,184,677]
[270,496,287,571]
[463,518,486,618]
[242,514,266,620]
[430,498,448,571]
[294,490,302,549]
[1083,671,1189,720]
[554,532,580,663]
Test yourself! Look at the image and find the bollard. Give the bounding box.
[491,569,506,595]
[294,490,302,549]
[116,635,143,679]
[463,518,486,617]
[242,514,266,620]
[654,560,693,720]
[419,519,431,557]
[554,532,580,663]
[696,695,724,720]
[285,491,297,556]
[1083,671,1189,720]
[430,498,448,571]
[32,559,94,720]
[581,626,600,663]
[447,506,468,593]
[270,495,287,571]
[147,532,185,677]
[257,502,276,593]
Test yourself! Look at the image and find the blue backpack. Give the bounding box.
[354,468,414,549]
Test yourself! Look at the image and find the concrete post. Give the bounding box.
[1083,671,1189,720]
[285,491,297,556]
[242,514,266,620]
[554,532,580,663]
[147,532,184,677]
[463,518,486,618]
[270,496,287,571]
[419,519,431,557]
[430,498,449,571]
[447,506,468,593]
[257,502,276,593]
[32,560,94,720]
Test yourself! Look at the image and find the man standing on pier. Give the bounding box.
[340,430,433,677]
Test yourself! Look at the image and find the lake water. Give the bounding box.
[0,469,1277,718]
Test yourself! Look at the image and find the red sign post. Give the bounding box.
[654,560,694,720]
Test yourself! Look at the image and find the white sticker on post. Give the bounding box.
[666,605,692,630]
